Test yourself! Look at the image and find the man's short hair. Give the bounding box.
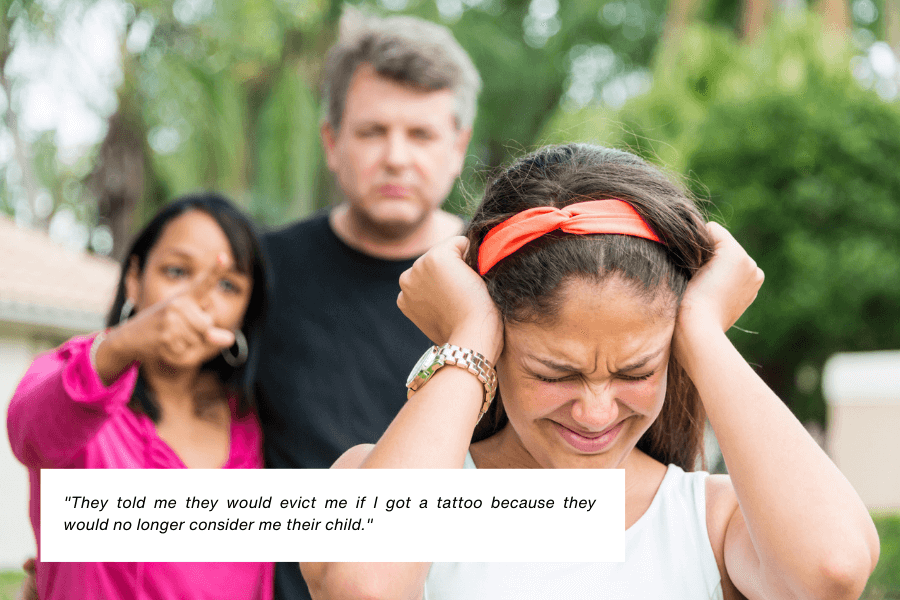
[322,8,481,131]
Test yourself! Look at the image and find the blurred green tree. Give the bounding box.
[1,0,52,228]
[548,17,900,424]
[4,0,890,276]
[3,0,680,255]
[90,0,335,257]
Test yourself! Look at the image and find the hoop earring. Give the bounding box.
[120,299,135,324]
[222,329,248,367]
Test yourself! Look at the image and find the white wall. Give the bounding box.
[1,333,59,569]
[823,350,900,510]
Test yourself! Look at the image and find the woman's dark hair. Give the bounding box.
[466,144,715,471]
[107,192,270,422]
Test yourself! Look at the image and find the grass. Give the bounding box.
[0,570,24,600]
[864,512,900,599]
[1,513,897,598]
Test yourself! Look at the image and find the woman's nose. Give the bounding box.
[571,383,619,430]
[194,282,216,312]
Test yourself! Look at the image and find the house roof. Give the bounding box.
[0,215,120,334]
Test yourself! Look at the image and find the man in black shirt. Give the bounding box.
[257,9,481,599]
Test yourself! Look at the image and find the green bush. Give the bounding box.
[865,513,900,598]
[550,16,900,423]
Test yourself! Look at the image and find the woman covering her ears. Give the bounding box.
[302,144,879,600]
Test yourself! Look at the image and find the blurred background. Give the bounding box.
[0,0,898,596]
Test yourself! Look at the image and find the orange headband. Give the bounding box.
[477,199,663,275]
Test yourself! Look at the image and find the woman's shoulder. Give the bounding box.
[332,444,376,469]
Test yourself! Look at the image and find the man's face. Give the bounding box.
[321,63,471,238]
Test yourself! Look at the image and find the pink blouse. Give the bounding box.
[7,334,274,600]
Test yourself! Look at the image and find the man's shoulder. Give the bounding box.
[263,210,330,242]
[262,210,333,257]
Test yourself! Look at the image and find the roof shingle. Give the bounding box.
[0,215,119,321]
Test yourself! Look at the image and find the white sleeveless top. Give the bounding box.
[423,454,723,600]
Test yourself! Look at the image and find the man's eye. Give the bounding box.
[410,129,435,140]
[357,127,384,138]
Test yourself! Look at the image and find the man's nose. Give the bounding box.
[384,132,412,169]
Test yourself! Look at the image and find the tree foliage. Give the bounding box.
[3,0,682,254]
[549,16,900,423]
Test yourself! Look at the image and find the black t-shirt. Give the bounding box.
[256,212,431,599]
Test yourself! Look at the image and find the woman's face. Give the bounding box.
[126,210,253,361]
[496,275,676,469]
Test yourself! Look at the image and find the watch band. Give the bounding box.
[406,343,498,422]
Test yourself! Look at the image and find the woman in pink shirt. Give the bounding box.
[8,193,273,600]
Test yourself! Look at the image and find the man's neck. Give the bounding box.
[329,204,463,260]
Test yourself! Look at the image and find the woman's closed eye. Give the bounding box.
[616,370,655,382]
[535,370,655,383]
[534,373,578,383]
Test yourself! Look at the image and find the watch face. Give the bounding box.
[407,346,441,389]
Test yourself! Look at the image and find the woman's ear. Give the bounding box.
[124,256,141,306]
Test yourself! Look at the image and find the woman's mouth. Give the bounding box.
[552,420,626,453]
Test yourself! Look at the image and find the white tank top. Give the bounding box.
[423,454,723,600]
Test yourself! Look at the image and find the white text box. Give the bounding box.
[41,468,624,562]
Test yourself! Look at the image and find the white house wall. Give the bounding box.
[1,332,60,569]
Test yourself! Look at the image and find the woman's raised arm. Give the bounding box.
[301,237,503,599]
[675,223,879,600]
[363,237,502,469]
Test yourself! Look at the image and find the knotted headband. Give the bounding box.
[477,199,663,275]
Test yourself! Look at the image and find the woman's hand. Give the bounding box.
[16,558,37,600]
[677,222,764,334]
[96,256,237,382]
[398,236,504,363]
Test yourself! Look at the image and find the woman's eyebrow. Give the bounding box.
[157,247,197,260]
[158,247,247,275]
[531,356,579,372]
[614,347,666,372]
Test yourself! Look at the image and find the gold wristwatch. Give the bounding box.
[406,343,498,422]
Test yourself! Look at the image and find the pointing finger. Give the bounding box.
[206,326,236,348]
[178,298,215,334]
[177,288,235,348]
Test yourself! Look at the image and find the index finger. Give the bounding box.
[189,253,231,301]
[448,235,469,256]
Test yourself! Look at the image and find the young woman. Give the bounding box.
[302,144,879,600]
[8,193,272,600]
